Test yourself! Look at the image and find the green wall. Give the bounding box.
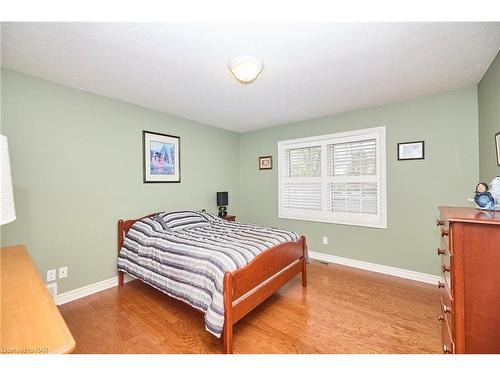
[0,69,240,293]
[478,51,500,182]
[0,68,483,293]
[239,87,479,275]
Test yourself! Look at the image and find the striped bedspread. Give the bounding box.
[117,211,299,338]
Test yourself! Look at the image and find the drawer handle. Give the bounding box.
[438,281,445,289]
[437,248,445,256]
[441,229,449,237]
[443,344,452,354]
[438,314,444,321]
[442,265,450,273]
[436,220,445,227]
[443,304,452,314]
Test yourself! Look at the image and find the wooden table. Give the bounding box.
[1,245,75,354]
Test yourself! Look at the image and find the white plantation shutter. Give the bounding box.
[326,139,378,215]
[286,146,321,177]
[282,182,322,210]
[328,182,378,214]
[278,127,386,228]
[327,139,376,177]
[281,146,322,211]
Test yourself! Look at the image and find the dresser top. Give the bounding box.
[439,206,500,225]
[1,245,75,354]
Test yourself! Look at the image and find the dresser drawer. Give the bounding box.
[440,269,452,297]
[437,218,451,254]
[439,299,455,354]
[437,247,452,293]
[441,312,455,354]
[440,236,450,255]
[440,230,451,256]
[440,294,454,334]
[439,247,451,268]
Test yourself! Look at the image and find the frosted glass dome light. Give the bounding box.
[228,56,264,84]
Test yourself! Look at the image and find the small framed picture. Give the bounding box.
[143,130,180,183]
[259,156,273,170]
[496,131,500,166]
[397,141,425,161]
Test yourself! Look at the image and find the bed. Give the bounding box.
[117,210,307,354]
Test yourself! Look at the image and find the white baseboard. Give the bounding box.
[56,274,135,306]
[309,251,440,285]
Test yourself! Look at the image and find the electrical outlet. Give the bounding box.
[59,266,68,279]
[322,236,328,245]
[47,269,56,282]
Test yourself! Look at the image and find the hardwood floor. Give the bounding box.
[59,261,441,354]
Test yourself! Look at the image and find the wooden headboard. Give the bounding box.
[117,212,160,254]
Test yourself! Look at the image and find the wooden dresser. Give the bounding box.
[437,207,500,354]
[1,245,75,354]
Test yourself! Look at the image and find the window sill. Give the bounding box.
[278,214,387,229]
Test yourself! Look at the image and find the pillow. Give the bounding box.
[153,214,173,232]
[198,211,222,222]
[156,210,210,231]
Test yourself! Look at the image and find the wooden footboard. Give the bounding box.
[117,214,307,354]
[223,236,307,354]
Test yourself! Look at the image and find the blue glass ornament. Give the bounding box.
[474,191,496,211]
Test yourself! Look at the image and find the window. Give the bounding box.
[278,126,387,228]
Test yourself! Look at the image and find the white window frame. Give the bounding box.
[278,126,387,229]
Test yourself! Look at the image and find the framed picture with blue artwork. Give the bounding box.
[143,130,180,183]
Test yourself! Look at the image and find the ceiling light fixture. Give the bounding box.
[228,56,264,84]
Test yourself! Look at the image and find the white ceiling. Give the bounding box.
[1,22,499,133]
